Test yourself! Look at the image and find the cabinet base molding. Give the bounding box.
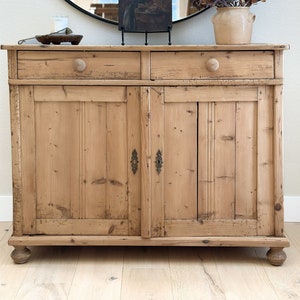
[9,235,289,247]
[9,236,289,265]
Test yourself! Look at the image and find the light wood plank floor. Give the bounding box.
[0,222,299,300]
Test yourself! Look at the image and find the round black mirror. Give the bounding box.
[64,0,208,25]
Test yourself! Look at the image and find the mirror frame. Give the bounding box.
[64,0,209,25]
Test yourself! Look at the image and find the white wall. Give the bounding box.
[0,0,299,221]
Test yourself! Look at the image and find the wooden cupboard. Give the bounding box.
[1,44,289,265]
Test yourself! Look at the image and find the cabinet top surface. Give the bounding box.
[1,44,289,52]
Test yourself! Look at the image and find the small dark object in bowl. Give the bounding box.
[35,34,83,45]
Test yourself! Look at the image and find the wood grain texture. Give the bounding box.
[35,101,81,220]
[140,87,151,238]
[151,51,274,80]
[7,49,18,79]
[127,87,141,236]
[83,101,107,219]
[8,78,285,87]
[165,86,258,103]
[257,87,275,236]
[20,86,36,234]
[8,235,289,247]
[235,101,257,219]
[34,86,127,102]
[198,102,215,221]
[273,85,284,237]
[68,247,124,300]
[121,247,173,300]
[214,102,236,220]
[9,86,23,236]
[2,44,290,51]
[164,101,197,221]
[149,87,165,237]
[35,219,129,235]
[18,51,141,79]
[106,102,128,219]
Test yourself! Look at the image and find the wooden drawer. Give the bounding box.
[17,51,141,79]
[151,51,274,79]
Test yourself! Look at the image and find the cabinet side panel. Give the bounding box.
[35,102,81,219]
[7,51,22,234]
[8,50,18,79]
[214,102,236,219]
[235,101,257,219]
[164,102,197,220]
[9,85,23,236]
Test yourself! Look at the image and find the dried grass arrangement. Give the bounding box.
[193,0,266,9]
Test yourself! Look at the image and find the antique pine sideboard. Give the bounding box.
[1,44,289,265]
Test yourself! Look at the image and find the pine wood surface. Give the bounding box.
[0,222,299,299]
[3,45,288,265]
[1,44,290,51]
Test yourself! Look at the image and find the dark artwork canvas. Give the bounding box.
[119,0,172,33]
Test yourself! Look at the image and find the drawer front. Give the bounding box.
[17,51,141,79]
[151,51,274,79]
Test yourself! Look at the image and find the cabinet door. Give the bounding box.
[144,86,275,237]
[20,86,141,236]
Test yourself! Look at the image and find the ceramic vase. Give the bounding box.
[212,7,255,45]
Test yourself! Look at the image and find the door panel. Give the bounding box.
[213,102,236,220]
[164,102,198,220]
[21,86,141,236]
[155,86,274,237]
[235,101,257,220]
[35,101,81,220]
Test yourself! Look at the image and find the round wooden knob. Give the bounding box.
[73,58,87,72]
[206,58,220,72]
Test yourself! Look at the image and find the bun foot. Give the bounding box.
[267,247,287,266]
[11,246,31,264]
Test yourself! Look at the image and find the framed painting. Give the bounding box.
[119,0,172,33]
